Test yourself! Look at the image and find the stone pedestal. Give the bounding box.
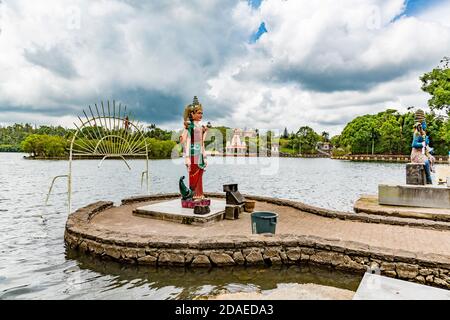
[134,199,225,225]
[379,184,450,209]
[224,204,244,220]
[406,163,426,185]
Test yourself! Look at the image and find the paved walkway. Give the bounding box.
[91,198,450,257]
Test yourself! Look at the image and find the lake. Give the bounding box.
[0,153,404,299]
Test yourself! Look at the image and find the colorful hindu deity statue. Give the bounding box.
[179,96,210,208]
[410,109,434,184]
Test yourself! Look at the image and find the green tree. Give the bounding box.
[330,135,340,148]
[378,114,401,154]
[296,126,319,154]
[207,126,231,150]
[321,131,330,142]
[440,118,450,147]
[146,138,177,158]
[43,136,68,157]
[339,109,447,156]
[21,134,68,157]
[420,57,450,114]
[424,112,447,155]
[0,123,31,148]
[21,134,46,157]
[146,126,173,140]
[0,144,20,152]
[340,115,377,154]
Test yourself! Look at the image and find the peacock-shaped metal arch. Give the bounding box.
[46,100,150,215]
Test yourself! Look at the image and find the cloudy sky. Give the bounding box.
[0,0,449,135]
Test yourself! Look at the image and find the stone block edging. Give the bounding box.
[331,155,448,164]
[65,198,450,289]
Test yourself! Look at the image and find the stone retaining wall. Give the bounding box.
[65,198,450,289]
[279,153,330,158]
[332,154,449,164]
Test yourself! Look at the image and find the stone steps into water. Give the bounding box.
[354,195,450,222]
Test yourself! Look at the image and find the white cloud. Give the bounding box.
[0,112,78,128]
[205,0,450,135]
[0,0,244,122]
[418,0,450,28]
[0,0,449,136]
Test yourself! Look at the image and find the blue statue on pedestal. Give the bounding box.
[410,110,435,184]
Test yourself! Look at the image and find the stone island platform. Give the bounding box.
[65,193,450,290]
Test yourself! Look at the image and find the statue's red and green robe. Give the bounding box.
[180,121,207,199]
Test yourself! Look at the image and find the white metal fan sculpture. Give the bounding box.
[46,101,149,214]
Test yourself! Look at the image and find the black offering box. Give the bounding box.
[223,184,245,205]
[223,184,245,220]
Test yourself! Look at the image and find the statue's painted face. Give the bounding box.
[192,109,203,121]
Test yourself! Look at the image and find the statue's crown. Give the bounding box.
[183,96,203,121]
[192,96,200,106]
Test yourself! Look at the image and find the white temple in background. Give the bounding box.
[226,128,247,155]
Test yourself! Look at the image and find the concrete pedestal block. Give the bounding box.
[378,184,450,209]
[406,163,426,185]
[224,204,244,220]
[134,199,226,225]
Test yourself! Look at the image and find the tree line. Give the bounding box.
[0,124,70,152]
[279,127,329,155]
[275,107,449,157]
[0,124,176,159]
[276,108,449,157]
[331,109,449,156]
[2,111,447,158]
[281,57,450,157]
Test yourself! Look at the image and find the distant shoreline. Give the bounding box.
[20,155,171,160]
[332,154,449,164]
[2,152,448,163]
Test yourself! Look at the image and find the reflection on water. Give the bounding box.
[0,153,403,299]
[65,250,362,300]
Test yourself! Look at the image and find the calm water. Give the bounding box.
[0,153,404,299]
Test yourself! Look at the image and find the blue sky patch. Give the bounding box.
[248,0,263,9]
[404,0,443,15]
[250,22,268,43]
